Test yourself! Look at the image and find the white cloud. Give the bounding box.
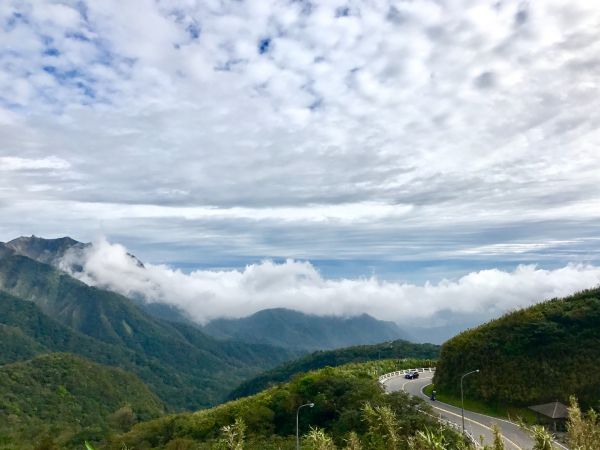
[0,156,70,171]
[1,0,600,280]
[60,238,600,327]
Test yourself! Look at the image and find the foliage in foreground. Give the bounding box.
[83,394,600,450]
[110,360,462,450]
[566,396,600,450]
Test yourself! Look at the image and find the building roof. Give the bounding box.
[529,401,569,419]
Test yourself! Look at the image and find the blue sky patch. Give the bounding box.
[258,37,271,54]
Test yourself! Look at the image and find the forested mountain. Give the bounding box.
[203,307,407,351]
[434,287,600,406]
[0,243,296,410]
[0,353,164,448]
[8,236,411,352]
[228,339,439,400]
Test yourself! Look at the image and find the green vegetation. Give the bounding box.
[566,396,600,449]
[203,308,406,351]
[422,385,537,424]
[0,353,164,449]
[111,360,464,450]
[0,252,296,410]
[434,288,600,407]
[0,323,45,364]
[228,341,439,400]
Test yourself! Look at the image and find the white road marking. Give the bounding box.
[427,402,523,450]
[385,371,569,450]
[402,378,523,450]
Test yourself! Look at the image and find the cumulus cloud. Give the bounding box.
[60,238,600,327]
[1,0,600,282]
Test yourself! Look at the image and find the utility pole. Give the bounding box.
[296,402,314,450]
[460,369,480,435]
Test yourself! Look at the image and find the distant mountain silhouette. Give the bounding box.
[203,307,408,351]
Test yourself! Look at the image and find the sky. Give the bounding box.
[1,0,600,337]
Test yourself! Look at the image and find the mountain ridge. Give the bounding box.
[0,245,296,410]
[203,307,407,351]
[4,236,411,352]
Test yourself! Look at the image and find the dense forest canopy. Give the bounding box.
[434,288,600,406]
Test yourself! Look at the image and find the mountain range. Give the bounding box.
[2,235,600,448]
[2,236,408,349]
[0,235,410,408]
[0,238,294,410]
[202,307,407,351]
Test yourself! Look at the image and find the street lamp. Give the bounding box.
[296,402,315,450]
[460,369,480,435]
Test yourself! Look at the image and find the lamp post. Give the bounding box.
[296,402,314,450]
[460,369,479,435]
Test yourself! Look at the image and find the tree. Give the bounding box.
[530,426,554,450]
[567,396,600,450]
[343,432,362,450]
[362,403,400,450]
[217,417,246,450]
[408,428,448,450]
[491,424,505,450]
[109,405,137,432]
[304,427,337,450]
[34,436,59,450]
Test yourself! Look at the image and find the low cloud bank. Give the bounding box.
[60,238,600,327]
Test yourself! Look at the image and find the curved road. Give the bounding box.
[384,372,565,450]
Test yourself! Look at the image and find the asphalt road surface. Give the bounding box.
[383,371,567,450]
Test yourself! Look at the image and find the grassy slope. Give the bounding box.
[434,287,600,407]
[227,339,439,400]
[0,254,295,410]
[0,353,164,449]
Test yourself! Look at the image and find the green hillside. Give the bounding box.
[228,339,439,400]
[0,290,212,409]
[0,353,164,449]
[0,324,44,364]
[0,251,296,410]
[113,359,453,450]
[434,287,600,407]
[203,308,407,351]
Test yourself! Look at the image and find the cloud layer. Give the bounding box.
[1,1,600,280]
[60,239,600,328]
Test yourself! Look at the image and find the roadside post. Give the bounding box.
[460,369,480,435]
[296,402,315,450]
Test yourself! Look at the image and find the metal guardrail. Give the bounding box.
[425,410,479,448]
[378,367,436,384]
[378,368,479,448]
[378,369,570,449]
